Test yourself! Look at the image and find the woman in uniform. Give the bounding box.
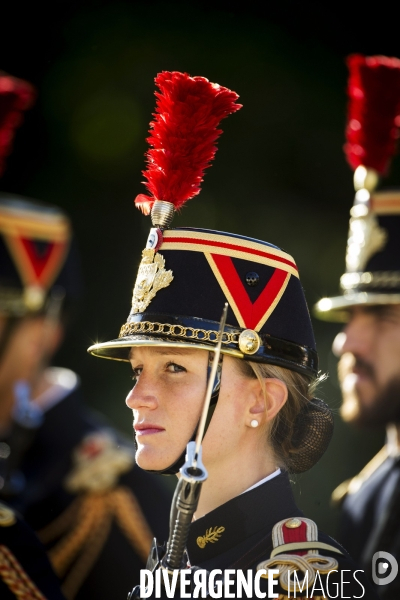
[89,71,378,599]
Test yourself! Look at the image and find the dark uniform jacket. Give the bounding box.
[134,471,378,599]
[0,502,65,599]
[0,377,170,600]
[337,447,400,599]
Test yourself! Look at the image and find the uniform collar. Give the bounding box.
[187,470,302,565]
[241,468,281,494]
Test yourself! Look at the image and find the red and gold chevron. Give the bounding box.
[205,253,290,330]
[0,204,70,292]
[160,230,296,330]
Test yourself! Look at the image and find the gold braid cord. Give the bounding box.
[37,487,153,600]
[111,486,154,562]
[0,545,47,600]
[37,499,81,546]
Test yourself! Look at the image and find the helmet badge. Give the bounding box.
[132,248,173,314]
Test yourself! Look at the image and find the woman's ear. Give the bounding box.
[263,378,288,422]
[248,377,288,424]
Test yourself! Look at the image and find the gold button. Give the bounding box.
[0,503,16,527]
[238,329,261,355]
[23,285,45,311]
[285,518,302,529]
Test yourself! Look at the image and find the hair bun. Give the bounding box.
[287,398,334,474]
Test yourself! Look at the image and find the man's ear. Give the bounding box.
[248,377,288,424]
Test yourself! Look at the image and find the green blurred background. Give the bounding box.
[2,1,400,536]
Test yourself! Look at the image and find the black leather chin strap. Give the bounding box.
[141,353,223,476]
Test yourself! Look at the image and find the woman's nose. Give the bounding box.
[125,374,158,410]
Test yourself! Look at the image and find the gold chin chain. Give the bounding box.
[119,320,239,345]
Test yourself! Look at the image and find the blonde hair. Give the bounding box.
[236,360,322,469]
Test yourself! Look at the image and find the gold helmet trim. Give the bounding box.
[88,336,244,362]
[314,292,400,322]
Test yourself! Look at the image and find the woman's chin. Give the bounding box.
[135,446,182,472]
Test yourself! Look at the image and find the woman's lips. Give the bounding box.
[134,423,165,436]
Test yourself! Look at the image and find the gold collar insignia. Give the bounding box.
[196,526,225,549]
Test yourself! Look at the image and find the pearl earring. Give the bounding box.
[250,419,259,428]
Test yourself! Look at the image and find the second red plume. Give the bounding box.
[0,72,35,177]
[345,55,400,175]
[135,71,242,215]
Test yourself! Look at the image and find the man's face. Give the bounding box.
[0,316,46,389]
[0,314,63,428]
[338,305,400,426]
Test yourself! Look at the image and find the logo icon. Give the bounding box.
[372,551,398,586]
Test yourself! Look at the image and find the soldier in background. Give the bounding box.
[0,73,170,600]
[0,68,66,600]
[0,195,171,600]
[315,55,400,598]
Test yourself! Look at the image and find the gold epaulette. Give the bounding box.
[331,445,388,507]
[257,517,341,597]
[37,431,154,600]
[64,430,135,494]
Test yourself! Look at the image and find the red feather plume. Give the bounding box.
[135,71,242,215]
[0,72,35,176]
[344,55,400,175]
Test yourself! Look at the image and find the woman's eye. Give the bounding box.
[166,362,186,373]
[131,367,143,380]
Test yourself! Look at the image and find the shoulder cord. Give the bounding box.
[222,532,326,600]
[0,544,47,600]
[37,486,153,600]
